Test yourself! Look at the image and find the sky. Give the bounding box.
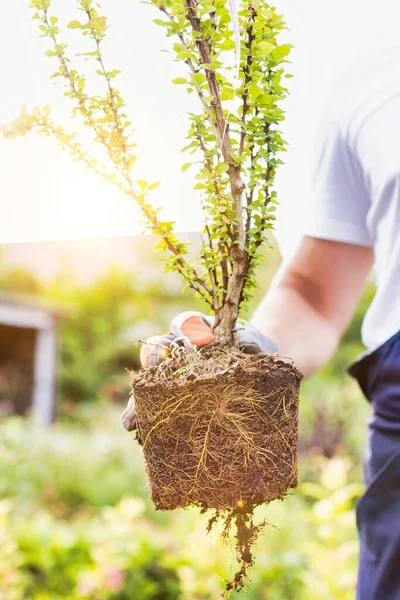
[2,0,400,255]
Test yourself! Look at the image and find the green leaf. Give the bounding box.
[219,39,235,50]
[181,163,192,172]
[258,94,277,106]
[67,20,83,29]
[271,44,291,60]
[220,87,235,101]
[258,41,275,57]
[108,69,121,79]
[248,85,263,101]
[215,162,229,175]
[176,50,193,60]
[192,72,206,86]
[260,8,273,20]
[88,17,107,35]
[172,77,187,85]
[153,18,169,27]
[171,2,182,14]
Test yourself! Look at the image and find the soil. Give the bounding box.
[130,347,302,594]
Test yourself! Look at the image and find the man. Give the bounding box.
[123,46,400,599]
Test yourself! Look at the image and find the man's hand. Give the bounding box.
[121,394,136,432]
[121,311,278,431]
[140,312,278,366]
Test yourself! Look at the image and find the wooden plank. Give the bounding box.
[32,326,56,425]
[0,303,52,330]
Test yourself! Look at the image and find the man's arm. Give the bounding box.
[251,237,374,378]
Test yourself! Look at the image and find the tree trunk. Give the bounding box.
[213,246,247,345]
[185,0,249,344]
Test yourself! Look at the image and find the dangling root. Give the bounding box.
[206,502,277,596]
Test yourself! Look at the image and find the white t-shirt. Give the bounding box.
[304,46,400,352]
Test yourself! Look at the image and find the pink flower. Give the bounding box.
[106,569,124,591]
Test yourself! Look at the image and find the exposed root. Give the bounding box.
[130,347,302,593]
[206,502,277,596]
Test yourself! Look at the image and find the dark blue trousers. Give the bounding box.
[349,330,400,600]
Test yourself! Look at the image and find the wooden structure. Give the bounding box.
[0,291,59,424]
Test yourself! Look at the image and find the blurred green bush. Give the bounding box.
[0,410,363,600]
[0,242,375,598]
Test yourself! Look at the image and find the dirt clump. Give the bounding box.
[131,347,302,593]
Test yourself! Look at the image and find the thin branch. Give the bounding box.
[245,110,258,243]
[193,125,233,309]
[39,5,214,303]
[41,8,135,189]
[200,198,220,296]
[219,245,229,305]
[82,7,132,179]
[34,113,213,303]
[239,11,255,156]
[253,110,273,252]
[185,0,246,252]
[194,127,235,246]
[159,5,219,140]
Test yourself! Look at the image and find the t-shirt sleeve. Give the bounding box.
[303,111,373,247]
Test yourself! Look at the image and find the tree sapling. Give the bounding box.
[1,0,302,593]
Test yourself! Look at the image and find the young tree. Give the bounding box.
[2,2,296,593]
[2,0,290,345]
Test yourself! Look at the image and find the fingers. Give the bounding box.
[121,394,137,431]
[138,316,277,370]
[139,313,215,372]
[235,321,278,355]
[171,311,215,347]
[140,334,175,368]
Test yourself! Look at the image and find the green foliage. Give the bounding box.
[0,242,372,599]
[0,269,370,597]
[149,0,291,328]
[0,245,205,408]
[0,407,361,600]
[1,0,291,336]
[2,1,206,307]
[0,267,43,295]
[50,263,205,404]
[0,268,369,597]
[53,267,144,404]
[0,413,148,515]
[0,493,182,600]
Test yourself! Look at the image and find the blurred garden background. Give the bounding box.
[0,235,373,600]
